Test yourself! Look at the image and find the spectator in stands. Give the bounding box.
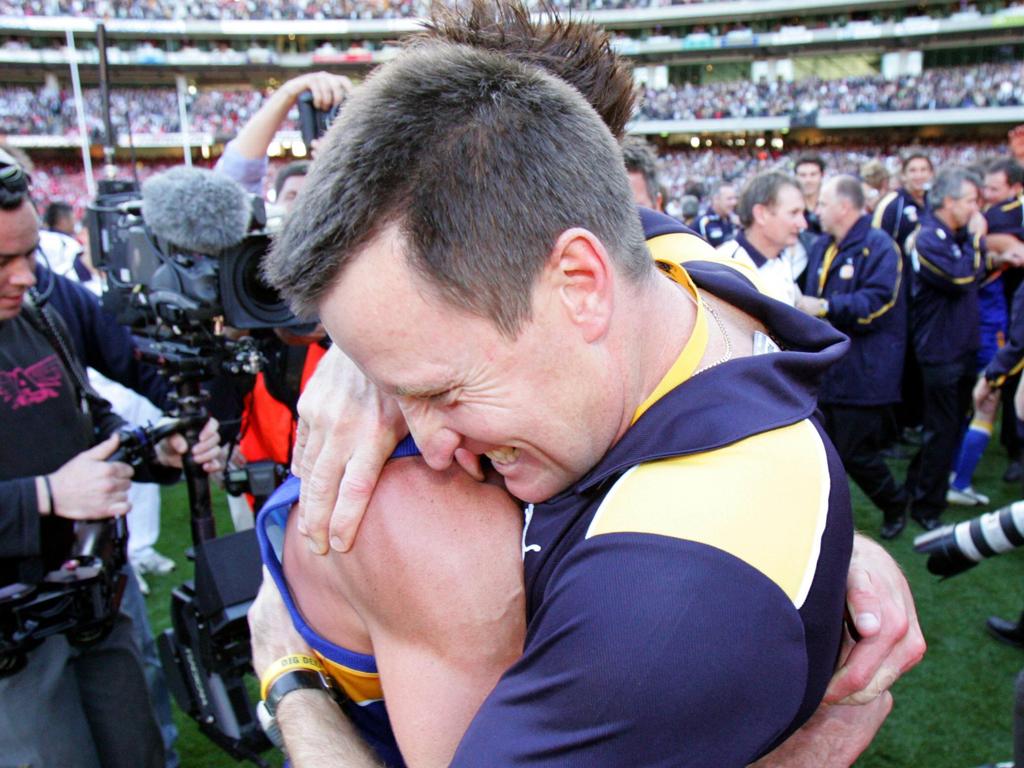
[950,157,1024,505]
[904,166,988,531]
[620,135,663,212]
[695,180,737,247]
[797,176,908,539]
[716,171,804,305]
[42,200,75,237]
[794,153,826,237]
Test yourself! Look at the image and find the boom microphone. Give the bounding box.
[141,166,251,256]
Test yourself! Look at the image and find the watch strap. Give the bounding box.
[265,669,334,718]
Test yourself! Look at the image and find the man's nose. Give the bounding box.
[402,404,462,471]
[11,256,37,288]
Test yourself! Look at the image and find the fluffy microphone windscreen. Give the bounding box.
[142,166,252,256]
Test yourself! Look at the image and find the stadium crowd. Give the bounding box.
[0,86,289,141]
[656,141,1004,209]
[637,62,1024,121]
[3,61,1022,143]
[1,0,1018,20]
[21,142,1004,228]
[0,0,704,19]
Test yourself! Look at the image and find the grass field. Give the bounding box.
[151,445,1024,767]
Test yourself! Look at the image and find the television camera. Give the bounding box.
[82,165,305,765]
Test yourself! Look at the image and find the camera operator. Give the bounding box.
[0,161,222,768]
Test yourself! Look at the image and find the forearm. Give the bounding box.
[985,233,1022,256]
[748,694,892,768]
[277,690,382,767]
[231,87,299,160]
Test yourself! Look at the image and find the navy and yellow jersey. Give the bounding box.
[873,187,927,255]
[695,208,737,249]
[452,259,853,766]
[978,196,1024,372]
[804,214,905,406]
[908,212,986,365]
[987,279,1024,387]
[256,475,405,768]
[986,195,1024,240]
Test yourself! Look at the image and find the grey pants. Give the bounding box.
[0,609,164,768]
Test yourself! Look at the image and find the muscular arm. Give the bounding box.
[284,458,525,767]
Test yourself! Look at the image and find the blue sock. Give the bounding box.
[952,418,993,490]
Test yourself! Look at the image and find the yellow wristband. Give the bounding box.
[260,653,326,702]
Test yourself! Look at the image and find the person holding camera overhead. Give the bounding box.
[0,152,223,768]
[213,70,349,518]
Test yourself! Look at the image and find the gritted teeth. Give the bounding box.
[486,447,520,465]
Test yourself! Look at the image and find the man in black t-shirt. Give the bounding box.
[0,164,223,768]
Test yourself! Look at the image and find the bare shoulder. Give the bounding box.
[340,458,525,647]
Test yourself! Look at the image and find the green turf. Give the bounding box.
[151,447,1024,767]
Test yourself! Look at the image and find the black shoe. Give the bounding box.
[911,511,941,531]
[1004,460,1023,484]
[987,615,1024,650]
[880,515,906,539]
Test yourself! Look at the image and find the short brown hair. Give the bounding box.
[736,172,801,229]
[265,43,649,336]
[901,150,933,173]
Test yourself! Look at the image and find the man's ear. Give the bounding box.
[543,228,614,344]
[751,202,768,229]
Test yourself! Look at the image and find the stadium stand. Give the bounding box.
[637,62,1024,121]
[2,61,1021,142]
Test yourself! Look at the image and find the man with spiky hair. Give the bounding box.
[261,37,854,766]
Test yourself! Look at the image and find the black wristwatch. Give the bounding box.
[257,668,340,748]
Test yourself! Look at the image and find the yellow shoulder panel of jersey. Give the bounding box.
[586,419,831,609]
[317,652,385,705]
[647,232,770,295]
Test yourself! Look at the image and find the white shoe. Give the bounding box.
[132,563,150,596]
[132,549,177,575]
[946,486,990,506]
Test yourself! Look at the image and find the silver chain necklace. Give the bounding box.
[694,297,733,375]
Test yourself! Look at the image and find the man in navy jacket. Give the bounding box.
[905,167,988,530]
[799,176,907,538]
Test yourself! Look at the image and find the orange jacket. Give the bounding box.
[238,343,327,466]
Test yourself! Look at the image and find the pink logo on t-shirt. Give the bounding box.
[0,354,64,410]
